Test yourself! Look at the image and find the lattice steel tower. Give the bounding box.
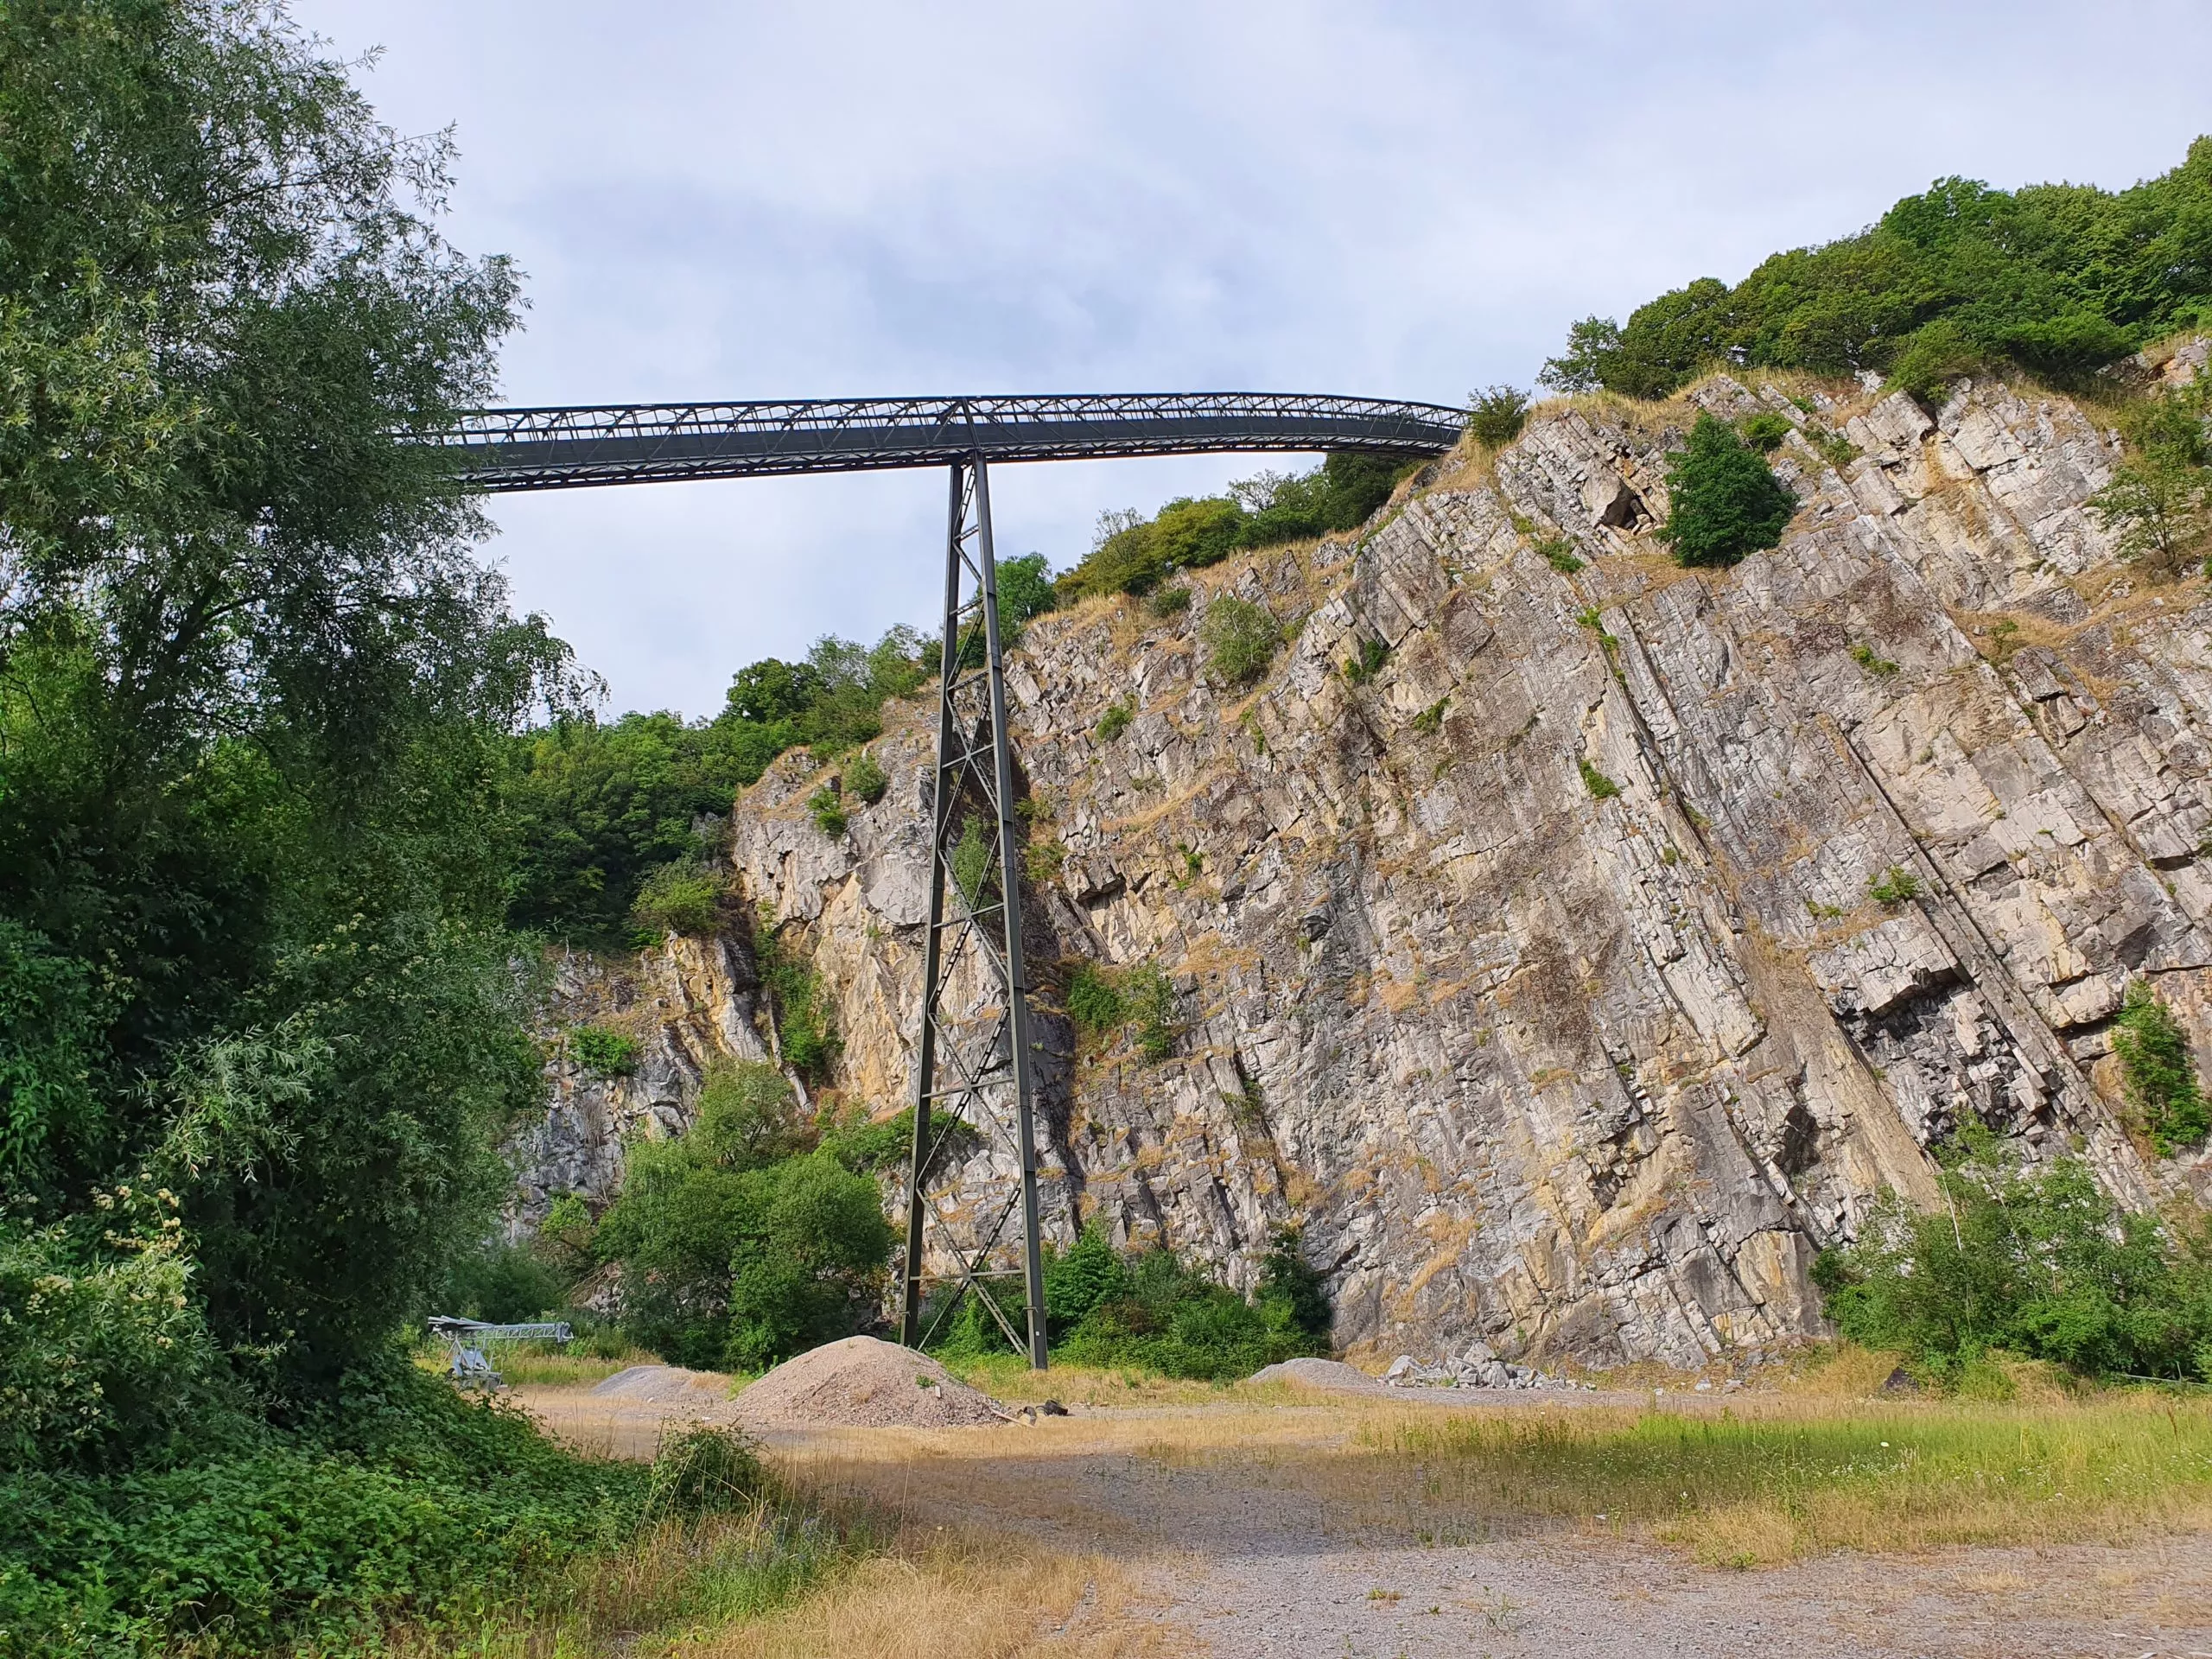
[895,454,1048,1366]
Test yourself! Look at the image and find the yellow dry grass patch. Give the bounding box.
[683,1526,1178,1659]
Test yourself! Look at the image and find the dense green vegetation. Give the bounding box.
[586,1063,904,1370]
[1656,412,1800,566]
[1544,137,2212,402]
[0,6,794,1650]
[932,1224,1330,1380]
[2113,979,2212,1155]
[1058,452,1415,601]
[1812,1130,2212,1387]
[2091,374,2212,574]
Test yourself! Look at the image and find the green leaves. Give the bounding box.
[1656,413,1797,567]
[1810,1135,2212,1382]
[2113,978,2211,1156]
[1541,137,2212,400]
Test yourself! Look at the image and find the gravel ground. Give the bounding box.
[524,1376,2212,1656]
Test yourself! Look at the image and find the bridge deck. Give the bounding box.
[435,391,1466,491]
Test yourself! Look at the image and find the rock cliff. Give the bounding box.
[515,362,2212,1370]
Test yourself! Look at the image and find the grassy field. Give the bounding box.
[1370,1392,2212,1565]
[432,1352,2212,1655]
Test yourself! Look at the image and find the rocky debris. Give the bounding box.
[728,1336,1010,1430]
[1384,1344,1574,1390]
[1248,1357,1387,1394]
[510,360,2212,1376]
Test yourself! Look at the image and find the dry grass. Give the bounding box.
[683,1524,1178,1659]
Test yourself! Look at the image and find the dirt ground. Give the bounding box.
[517,1381,2212,1658]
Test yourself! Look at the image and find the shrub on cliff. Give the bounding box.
[2113,979,2212,1155]
[1656,414,1797,567]
[1541,137,2212,399]
[1200,596,1283,687]
[1810,1131,2212,1384]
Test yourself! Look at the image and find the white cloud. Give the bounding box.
[296,0,2212,716]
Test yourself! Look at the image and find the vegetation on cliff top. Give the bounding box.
[1543,136,2212,402]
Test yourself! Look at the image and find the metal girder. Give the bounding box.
[429,391,1465,491]
[898,453,1049,1368]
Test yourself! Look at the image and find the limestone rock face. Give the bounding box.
[512,367,2212,1369]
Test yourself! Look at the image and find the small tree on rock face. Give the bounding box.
[1656,412,1798,567]
[2113,978,2211,1155]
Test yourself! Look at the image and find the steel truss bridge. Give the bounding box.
[445,390,1465,1367]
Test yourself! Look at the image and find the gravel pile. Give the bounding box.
[730,1336,1010,1430]
[589,1364,731,1404]
[1248,1357,1386,1395]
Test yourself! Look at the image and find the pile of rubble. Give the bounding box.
[1382,1342,1592,1391]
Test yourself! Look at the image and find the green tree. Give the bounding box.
[0,0,572,1413]
[594,1064,892,1370]
[1541,138,2212,401]
[1656,413,1798,567]
[1811,1135,2212,1382]
[2113,979,2212,1155]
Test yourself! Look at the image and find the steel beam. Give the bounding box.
[898,452,1049,1367]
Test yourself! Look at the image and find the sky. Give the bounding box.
[294,0,2212,721]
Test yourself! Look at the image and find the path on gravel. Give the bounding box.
[524,1377,2212,1657]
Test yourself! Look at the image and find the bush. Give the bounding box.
[1200,596,1282,689]
[1095,699,1135,741]
[593,1065,892,1370]
[0,1364,745,1657]
[1810,1133,2212,1382]
[2089,383,2212,572]
[630,859,724,937]
[1147,582,1192,618]
[1126,965,1178,1061]
[1578,758,1621,800]
[1868,866,1922,906]
[569,1024,639,1077]
[1466,385,1529,448]
[1656,413,1798,567]
[2113,979,2211,1155]
[1341,636,1389,685]
[806,782,848,838]
[760,939,839,1081]
[1057,453,1416,601]
[1065,963,1125,1033]
[1533,537,1584,574]
[844,749,888,805]
[1740,411,1792,453]
[435,1237,569,1324]
[935,1223,1331,1380]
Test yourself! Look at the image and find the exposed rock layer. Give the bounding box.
[517,370,2212,1369]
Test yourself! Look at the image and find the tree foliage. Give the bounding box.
[593,1063,893,1370]
[1655,413,1798,567]
[1542,139,2212,401]
[507,627,928,949]
[1811,1134,2212,1383]
[0,0,579,1423]
[2112,978,2212,1155]
[1058,453,1414,601]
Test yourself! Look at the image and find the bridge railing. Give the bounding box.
[429,391,1467,491]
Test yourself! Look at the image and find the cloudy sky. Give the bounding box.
[297,0,2212,721]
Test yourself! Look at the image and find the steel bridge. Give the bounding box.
[447,389,1465,1367]
[434,391,1465,491]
